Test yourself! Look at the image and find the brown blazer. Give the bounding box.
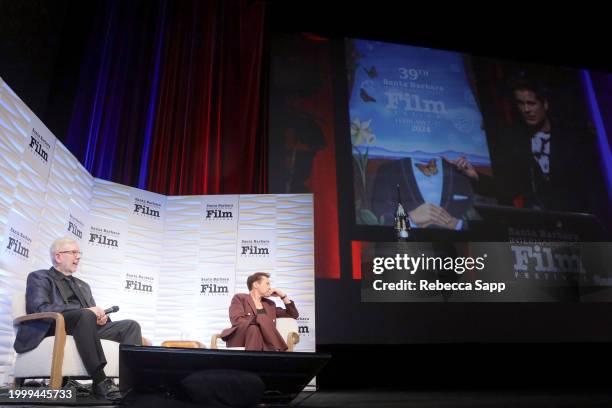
[220,293,299,351]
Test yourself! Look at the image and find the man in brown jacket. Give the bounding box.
[220,272,298,351]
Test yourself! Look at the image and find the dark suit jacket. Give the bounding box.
[14,268,96,353]
[220,293,299,351]
[484,123,591,211]
[372,157,474,227]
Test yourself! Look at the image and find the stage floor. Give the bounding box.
[290,389,612,408]
[3,388,611,407]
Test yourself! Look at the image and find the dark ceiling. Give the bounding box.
[268,1,610,73]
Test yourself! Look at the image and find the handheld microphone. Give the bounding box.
[104,306,119,315]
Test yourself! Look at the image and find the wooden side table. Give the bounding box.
[161,340,206,348]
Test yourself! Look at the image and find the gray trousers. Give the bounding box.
[60,309,142,376]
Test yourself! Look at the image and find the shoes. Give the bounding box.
[93,378,122,401]
[63,378,92,398]
[23,380,46,388]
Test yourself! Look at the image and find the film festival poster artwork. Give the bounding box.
[346,38,491,230]
[347,38,609,230]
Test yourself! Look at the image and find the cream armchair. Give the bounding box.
[11,294,121,389]
[210,317,300,351]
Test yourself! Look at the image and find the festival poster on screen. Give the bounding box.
[346,39,491,227]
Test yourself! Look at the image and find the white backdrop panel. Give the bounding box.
[0,76,316,385]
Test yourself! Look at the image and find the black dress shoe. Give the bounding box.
[93,378,122,401]
[64,378,92,397]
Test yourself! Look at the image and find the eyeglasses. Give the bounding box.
[58,250,83,257]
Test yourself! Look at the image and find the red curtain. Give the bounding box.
[147,0,267,195]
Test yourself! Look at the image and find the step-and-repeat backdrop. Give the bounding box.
[0,76,315,385]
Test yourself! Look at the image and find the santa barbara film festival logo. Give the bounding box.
[510,243,585,280]
[204,203,234,222]
[240,239,271,257]
[200,277,230,295]
[67,214,84,240]
[29,128,50,163]
[296,316,311,336]
[124,273,154,294]
[88,226,119,249]
[5,228,31,259]
[133,197,161,219]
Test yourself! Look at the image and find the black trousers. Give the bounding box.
[60,309,142,376]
